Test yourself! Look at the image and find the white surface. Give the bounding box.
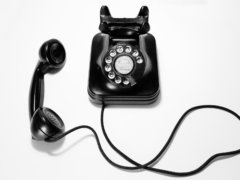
[0,0,240,179]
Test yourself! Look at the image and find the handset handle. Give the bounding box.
[29,62,44,119]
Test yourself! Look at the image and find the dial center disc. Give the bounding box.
[114,55,134,75]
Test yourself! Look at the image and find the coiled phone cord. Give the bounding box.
[48,104,240,177]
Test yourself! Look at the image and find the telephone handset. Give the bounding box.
[88,6,160,105]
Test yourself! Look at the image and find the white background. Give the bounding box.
[0,0,240,179]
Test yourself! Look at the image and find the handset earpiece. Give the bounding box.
[29,39,66,141]
[39,39,66,74]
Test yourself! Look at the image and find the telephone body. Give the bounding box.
[88,6,160,105]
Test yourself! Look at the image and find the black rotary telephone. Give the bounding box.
[29,6,240,177]
[88,6,159,105]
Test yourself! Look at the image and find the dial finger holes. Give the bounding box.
[132,50,139,57]
[104,45,143,87]
[105,56,112,64]
[123,79,130,85]
[110,50,116,57]
[108,72,115,79]
[105,64,112,72]
[116,45,124,53]
[136,56,143,64]
[115,76,122,84]
[125,45,132,53]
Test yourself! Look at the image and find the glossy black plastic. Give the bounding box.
[88,6,160,105]
[39,39,66,74]
[29,39,66,141]
[29,39,66,118]
[99,6,150,37]
[31,107,65,140]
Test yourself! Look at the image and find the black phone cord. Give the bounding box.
[47,104,240,177]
